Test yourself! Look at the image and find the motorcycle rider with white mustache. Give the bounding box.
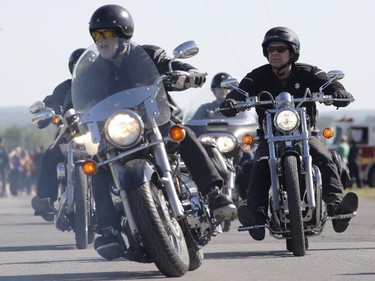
[77,4,237,261]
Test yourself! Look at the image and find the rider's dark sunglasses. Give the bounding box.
[267,46,289,54]
[91,30,118,41]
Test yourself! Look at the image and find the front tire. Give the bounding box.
[284,155,306,256]
[127,181,189,277]
[286,236,309,252]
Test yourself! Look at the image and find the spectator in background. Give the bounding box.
[8,147,23,196]
[30,146,44,191]
[21,149,36,195]
[336,135,350,165]
[0,137,9,197]
[348,140,363,188]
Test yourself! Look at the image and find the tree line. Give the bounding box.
[0,124,55,151]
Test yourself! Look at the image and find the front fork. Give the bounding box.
[107,155,139,235]
[106,126,185,236]
[267,114,315,211]
[56,142,75,215]
[149,127,185,219]
[223,158,235,200]
[65,142,75,213]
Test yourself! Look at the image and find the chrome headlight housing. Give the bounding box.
[274,109,300,133]
[199,133,237,153]
[105,110,144,148]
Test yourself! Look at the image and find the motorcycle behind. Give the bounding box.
[29,103,96,249]
[71,41,216,277]
[219,71,356,256]
[183,91,258,230]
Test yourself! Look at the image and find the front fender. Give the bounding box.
[281,148,302,166]
[119,160,156,190]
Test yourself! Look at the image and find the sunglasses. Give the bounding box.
[91,30,118,41]
[267,46,289,54]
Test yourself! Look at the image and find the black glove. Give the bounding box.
[187,71,207,88]
[332,90,352,107]
[220,99,238,117]
[164,74,187,91]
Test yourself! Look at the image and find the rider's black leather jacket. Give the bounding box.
[43,79,71,115]
[143,45,196,123]
[226,63,351,129]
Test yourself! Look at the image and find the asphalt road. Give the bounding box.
[1,193,375,281]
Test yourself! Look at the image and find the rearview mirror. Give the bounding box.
[173,40,199,59]
[31,108,55,129]
[220,78,239,89]
[29,101,45,114]
[327,70,345,80]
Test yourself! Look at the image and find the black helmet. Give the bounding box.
[68,48,86,75]
[262,26,300,63]
[211,72,231,89]
[89,5,134,40]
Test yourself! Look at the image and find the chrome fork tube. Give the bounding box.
[300,109,315,207]
[149,126,185,219]
[66,142,75,213]
[266,115,281,211]
[107,150,139,235]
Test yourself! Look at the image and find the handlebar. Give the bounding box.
[162,70,207,90]
[217,92,355,113]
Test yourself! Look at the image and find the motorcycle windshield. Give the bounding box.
[71,42,171,128]
[181,87,257,124]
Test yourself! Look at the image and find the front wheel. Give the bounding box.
[284,155,305,256]
[286,236,309,252]
[127,181,189,277]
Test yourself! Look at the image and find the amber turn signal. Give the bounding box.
[82,160,98,175]
[169,125,186,142]
[242,134,254,145]
[322,127,334,139]
[52,115,62,125]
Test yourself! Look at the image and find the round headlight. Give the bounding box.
[105,110,143,148]
[274,109,300,133]
[199,133,237,153]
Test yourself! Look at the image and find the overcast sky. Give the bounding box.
[1,0,374,115]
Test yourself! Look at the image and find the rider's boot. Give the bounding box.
[327,192,358,233]
[94,227,125,261]
[207,186,237,222]
[31,196,56,222]
[238,204,266,241]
